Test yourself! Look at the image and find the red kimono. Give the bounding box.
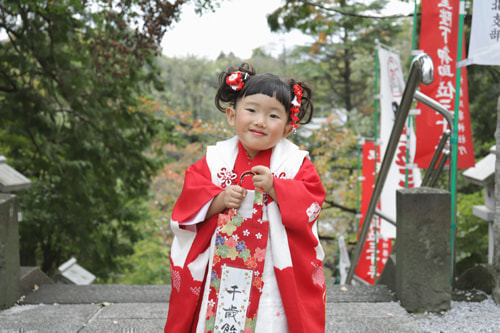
[165,137,326,333]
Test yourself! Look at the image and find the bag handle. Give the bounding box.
[239,170,255,187]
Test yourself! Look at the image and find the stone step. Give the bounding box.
[1,284,423,333]
[19,266,54,297]
[20,284,396,305]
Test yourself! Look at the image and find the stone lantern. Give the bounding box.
[462,146,495,264]
[0,156,31,309]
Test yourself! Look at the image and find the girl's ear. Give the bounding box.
[226,107,236,127]
[282,123,294,138]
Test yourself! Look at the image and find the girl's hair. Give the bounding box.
[215,63,314,126]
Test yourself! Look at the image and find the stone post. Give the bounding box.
[0,193,20,309]
[395,187,451,313]
[494,96,500,304]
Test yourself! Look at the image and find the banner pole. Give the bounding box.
[374,42,380,182]
[374,44,380,284]
[451,0,465,285]
[411,0,418,55]
[356,139,362,235]
[406,0,418,188]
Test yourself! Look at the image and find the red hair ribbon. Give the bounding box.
[290,84,303,130]
[226,71,248,91]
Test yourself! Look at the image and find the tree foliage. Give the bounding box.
[2,0,496,283]
[110,39,497,286]
[267,0,406,115]
[107,67,235,283]
[263,0,411,236]
[110,50,362,283]
[0,0,221,278]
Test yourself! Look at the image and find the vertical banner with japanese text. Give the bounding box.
[378,46,421,239]
[355,141,392,284]
[415,0,475,169]
[460,0,500,66]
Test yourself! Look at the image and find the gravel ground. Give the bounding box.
[411,293,500,333]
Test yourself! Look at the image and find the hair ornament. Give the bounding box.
[290,84,303,132]
[226,71,249,91]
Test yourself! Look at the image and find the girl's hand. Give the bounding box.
[251,166,277,201]
[206,185,247,220]
[223,185,247,209]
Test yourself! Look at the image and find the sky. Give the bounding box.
[161,0,415,60]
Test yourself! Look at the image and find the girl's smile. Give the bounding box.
[250,129,265,136]
[226,93,293,159]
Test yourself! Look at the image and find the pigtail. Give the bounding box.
[287,79,314,126]
[215,63,256,112]
[214,64,314,131]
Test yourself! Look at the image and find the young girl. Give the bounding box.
[164,63,326,333]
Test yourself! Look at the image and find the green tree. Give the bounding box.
[152,51,291,124]
[154,56,220,121]
[107,93,235,284]
[0,0,221,278]
[265,1,411,235]
[267,0,406,115]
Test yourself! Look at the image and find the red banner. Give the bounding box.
[415,0,475,169]
[355,141,392,284]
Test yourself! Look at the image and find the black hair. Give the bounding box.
[214,63,314,125]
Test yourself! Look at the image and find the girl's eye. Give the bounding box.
[270,114,280,119]
[246,108,256,113]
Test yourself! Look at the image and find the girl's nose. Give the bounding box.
[254,114,266,128]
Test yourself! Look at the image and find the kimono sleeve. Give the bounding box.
[171,156,223,225]
[273,158,325,232]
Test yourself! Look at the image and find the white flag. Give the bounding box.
[337,235,351,285]
[460,0,500,67]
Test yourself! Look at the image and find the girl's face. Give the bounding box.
[226,93,293,159]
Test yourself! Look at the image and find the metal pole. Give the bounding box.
[414,91,454,130]
[373,45,380,284]
[421,130,451,186]
[429,150,450,187]
[375,209,396,226]
[413,90,454,187]
[345,53,434,284]
[356,138,363,234]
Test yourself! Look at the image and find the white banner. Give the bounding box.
[460,0,500,67]
[337,235,350,285]
[377,46,422,238]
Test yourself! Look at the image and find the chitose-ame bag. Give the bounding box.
[204,171,270,332]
